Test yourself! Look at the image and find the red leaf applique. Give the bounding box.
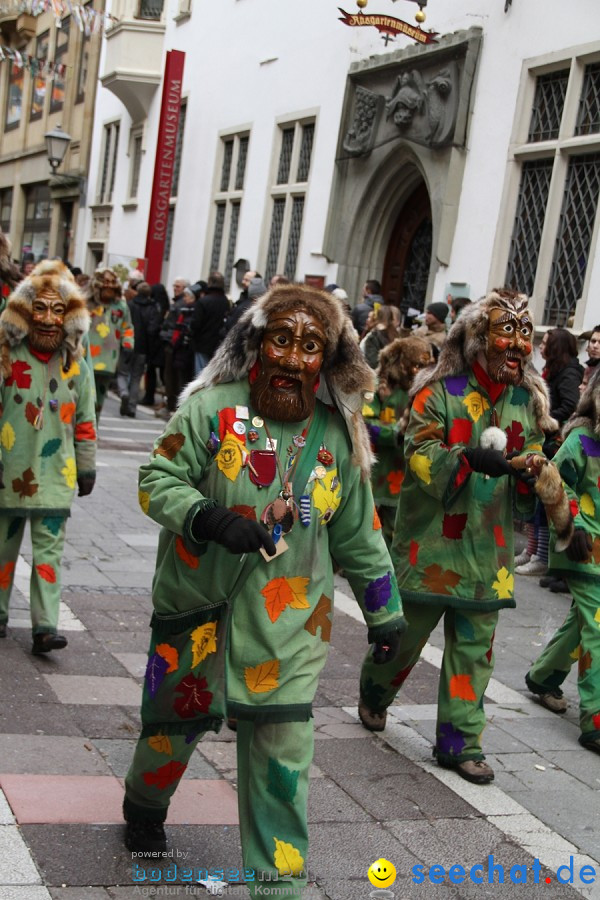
[5,360,32,388]
[12,467,38,498]
[175,535,199,569]
[25,402,39,426]
[373,507,382,531]
[0,562,15,590]
[448,418,472,446]
[409,540,419,566]
[569,499,579,518]
[387,470,404,495]
[421,564,461,595]
[442,513,468,540]
[493,526,506,547]
[505,421,525,454]
[173,673,213,719]
[449,673,477,701]
[142,760,187,790]
[75,422,97,441]
[486,630,495,663]
[391,663,415,687]
[36,563,56,583]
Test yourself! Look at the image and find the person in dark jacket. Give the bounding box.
[141,283,170,406]
[190,270,230,374]
[171,285,197,400]
[222,276,266,337]
[157,279,190,415]
[352,279,384,335]
[118,281,163,418]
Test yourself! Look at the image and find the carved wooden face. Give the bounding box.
[250,309,326,422]
[98,270,121,304]
[486,306,533,385]
[30,288,66,353]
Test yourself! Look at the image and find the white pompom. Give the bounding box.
[479,426,507,451]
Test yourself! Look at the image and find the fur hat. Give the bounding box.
[378,335,433,390]
[89,266,122,306]
[564,365,600,439]
[409,289,557,433]
[180,283,376,477]
[0,259,89,382]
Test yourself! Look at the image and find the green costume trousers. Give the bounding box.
[527,578,600,746]
[360,601,499,763]
[93,371,114,417]
[0,515,66,635]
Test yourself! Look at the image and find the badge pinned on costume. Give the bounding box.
[236,405,249,420]
[252,416,264,428]
[266,437,277,452]
[248,449,277,487]
[248,429,259,443]
[233,420,247,436]
[314,465,327,480]
[216,433,245,481]
[317,447,334,466]
[293,434,306,448]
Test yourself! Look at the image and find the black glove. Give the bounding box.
[77,474,96,497]
[566,528,593,563]
[192,505,277,556]
[463,447,514,478]
[372,630,403,665]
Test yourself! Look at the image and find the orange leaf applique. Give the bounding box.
[412,387,433,415]
[36,563,56,583]
[175,535,199,569]
[387,470,404,495]
[303,594,332,642]
[156,643,179,674]
[147,734,173,756]
[421,564,461,595]
[244,658,280,694]
[449,673,477,701]
[373,507,381,531]
[75,422,97,441]
[12,467,38,498]
[414,422,444,444]
[579,650,592,676]
[153,432,186,460]
[591,537,600,565]
[60,402,76,424]
[0,561,15,590]
[260,576,310,624]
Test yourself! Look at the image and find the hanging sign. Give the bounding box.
[338,9,438,44]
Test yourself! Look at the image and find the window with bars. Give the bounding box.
[97,122,120,204]
[129,131,143,200]
[75,3,92,104]
[50,17,70,113]
[30,31,49,120]
[208,132,250,288]
[171,101,187,198]
[0,187,13,233]
[264,120,315,284]
[505,54,600,326]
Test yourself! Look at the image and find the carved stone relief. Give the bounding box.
[342,85,384,157]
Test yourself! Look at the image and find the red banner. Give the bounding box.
[338,8,438,44]
[145,49,185,284]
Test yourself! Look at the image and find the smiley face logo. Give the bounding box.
[367,858,396,888]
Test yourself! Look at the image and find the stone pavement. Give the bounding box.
[0,394,598,899]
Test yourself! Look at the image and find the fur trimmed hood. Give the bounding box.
[408,290,557,434]
[377,335,433,390]
[0,259,89,381]
[563,366,600,439]
[180,283,376,477]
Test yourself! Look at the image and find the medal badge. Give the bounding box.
[248,449,278,487]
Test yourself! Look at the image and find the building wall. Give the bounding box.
[76,0,600,328]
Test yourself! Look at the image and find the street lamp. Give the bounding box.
[44,125,72,173]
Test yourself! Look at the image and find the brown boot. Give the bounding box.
[358,700,387,732]
[439,758,494,784]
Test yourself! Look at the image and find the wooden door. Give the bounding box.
[381,182,432,312]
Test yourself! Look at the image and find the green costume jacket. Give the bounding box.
[548,425,600,584]
[362,387,408,506]
[88,298,133,375]
[392,369,544,611]
[138,381,405,729]
[0,343,97,517]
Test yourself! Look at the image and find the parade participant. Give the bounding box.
[359,289,558,785]
[123,284,406,895]
[86,267,134,418]
[0,260,96,652]
[0,230,21,315]
[525,366,600,754]
[362,335,432,546]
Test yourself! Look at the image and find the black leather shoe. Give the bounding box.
[438,757,494,784]
[32,633,68,655]
[358,700,387,732]
[124,819,167,853]
[548,579,569,593]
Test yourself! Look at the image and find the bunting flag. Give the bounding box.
[0,0,118,34]
[0,39,68,77]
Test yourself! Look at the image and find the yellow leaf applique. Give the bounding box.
[380,407,395,425]
[216,433,244,482]
[244,658,280,694]
[260,576,310,623]
[95,322,110,338]
[138,490,150,514]
[148,734,173,756]
[463,391,490,423]
[492,566,513,600]
[190,622,218,668]
[569,644,582,661]
[527,443,543,453]
[156,643,179,674]
[0,422,15,450]
[94,362,107,370]
[60,359,80,381]
[61,457,77,488]
[409,453,432,484]
[580,493,595,516]
[361,403,375,417]
[594,609,600,626]
[312,468,342,522]
[273,838,305,877]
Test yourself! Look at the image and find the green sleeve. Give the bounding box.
[513,419,546,519]
[553,431,587,529]
[74,363,97,477]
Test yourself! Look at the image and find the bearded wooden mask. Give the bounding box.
[486,305,533,385]
[29,288,67,353]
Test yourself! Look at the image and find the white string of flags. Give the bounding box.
[0,0,118,35]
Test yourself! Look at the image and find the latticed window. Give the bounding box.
[575,63,600,136]
[98,122,120,204]
[264,120,315,283]
[164,207,175,262]
[138,0,164,19]
[171,101,187,199]
[403,221,432,311]
[208,132,250,289]
[528,70,569,142]
[505,159,553,296]
[0,187,12,233]
[544,153,600,326]
[129,134,143,199]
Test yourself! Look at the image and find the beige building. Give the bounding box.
[0,2,103,269]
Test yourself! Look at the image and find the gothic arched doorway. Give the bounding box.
[382,182,432,313]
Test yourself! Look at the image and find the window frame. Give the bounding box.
[75,3,92,105]
[97,120,121,205]
[50,16,70,114]
[30,30,50,121]
[5,61,25,131]
[206,127,251,289]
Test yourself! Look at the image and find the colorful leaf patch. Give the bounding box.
[462,391,490,423]
[448,418,472,446]
[156,643,179,674]
[12,467,38,498]
[5,360,32,388]
[190,623,217,668]
[412,387,433,414]
[244,659,280,694]
[173,673,213,717]
[493,525,506,547]
[505,421,525,454]
[579,435,600,457]
[175,535,199,569]
[442,513,468,540]
[61,458,77,489]
[154,432,186,460]
[0,422,15,450]
[0,562,15,590]
[60,402,76,423]
[421,564,461,595]
[409,453,432,484]
[142,760,187,790]
[373,507,382,530]
[41,438,62,458]
[580,493,595,516]
[25,402,39,426]
[387,470,404,495]
[364,572,392,612]
[449,674,477,701]
[492,566,513,600]
[445,375,469,396]
[303,594,332,642]
[437,721,466,756]
[36,563,56,583]
[273,838,304,877]
[145,652,169,699]
[139,490,150,514]
[267,757,299,803]
[409,540,419,566]
[261,576,310,623]
[147,734,173,756]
